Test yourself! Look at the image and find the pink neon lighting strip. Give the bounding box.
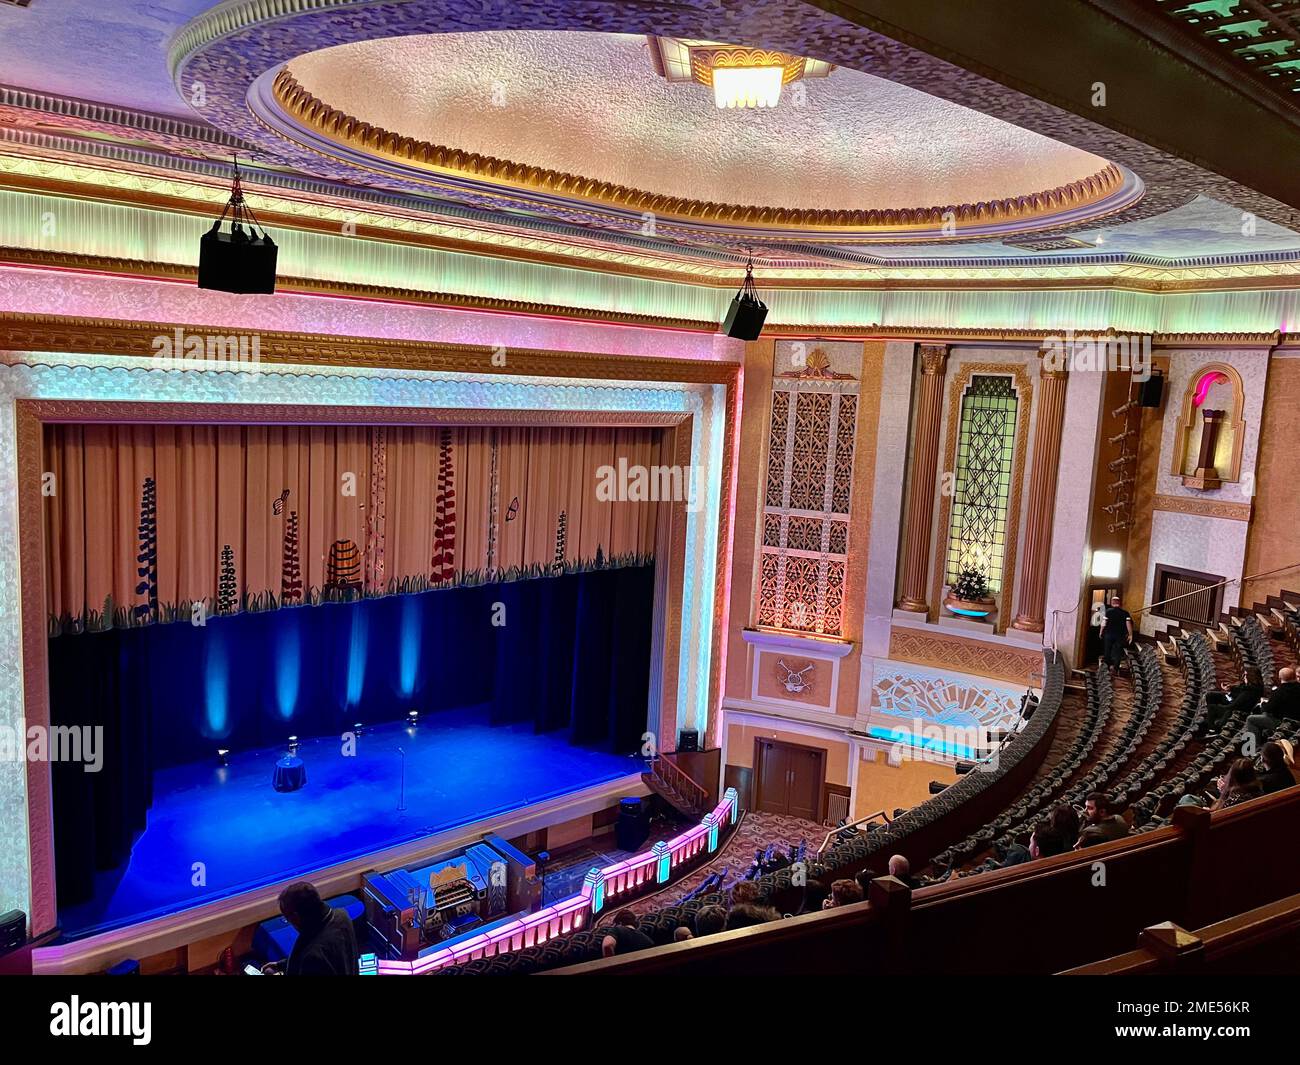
[375,792,737,975]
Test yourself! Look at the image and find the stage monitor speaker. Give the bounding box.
[0,910,24,955]
[106,958,141,976]
[721,293,768,341]
[678,728,699,753]
[198,225,278,295]
[615,796,650,851]
[1138,373,1164,408]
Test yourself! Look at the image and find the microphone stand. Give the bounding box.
[397,747,406,812]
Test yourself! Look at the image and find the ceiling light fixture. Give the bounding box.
[711,65,784,109]
[648,39,833,111]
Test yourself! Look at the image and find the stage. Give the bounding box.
[58,708,642,938]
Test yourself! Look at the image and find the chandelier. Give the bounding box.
[648,38,833,110]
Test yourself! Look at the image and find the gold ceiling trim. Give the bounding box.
[271,68,1128,233]
[0,312,740,384]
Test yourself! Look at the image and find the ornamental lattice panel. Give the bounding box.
[756,366,858,636]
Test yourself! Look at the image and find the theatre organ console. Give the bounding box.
[361,835,540,961]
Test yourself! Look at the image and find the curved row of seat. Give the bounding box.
[437,651,1067,975]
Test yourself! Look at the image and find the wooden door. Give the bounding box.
[753,739,825,821]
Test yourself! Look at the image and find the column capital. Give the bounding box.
[1036,347,1070,379]
[918,344,949,376]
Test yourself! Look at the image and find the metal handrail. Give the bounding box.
[816,808,891,858]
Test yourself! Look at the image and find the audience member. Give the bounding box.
[1204,667,1264,734]
[273,881,359,976]
[693,904,727,938]
[1029,819,1066,858]
[800,878,829,914]
[887,853,918,888]
[854,868,879,895]
[724,904,780,930]
[1258,741,1296,795]
[823,878,865,909]
[1049,803,1081,849]
[1211,758,1263,811]
[601,909,655,957]
[730,880,760,906]
[672,925,693,942]
[1076,792,1130,848]
[1246,666,1300,745]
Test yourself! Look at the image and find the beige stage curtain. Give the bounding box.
[44,423,664,630]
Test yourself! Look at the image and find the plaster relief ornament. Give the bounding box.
[777,658,815,694]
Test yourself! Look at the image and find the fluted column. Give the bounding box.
[1011,356,1070,632]
[897,344,949,613]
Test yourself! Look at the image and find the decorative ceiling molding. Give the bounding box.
[267,67,1132,238]
[163,0,1300,240]
[2,311,1290,354]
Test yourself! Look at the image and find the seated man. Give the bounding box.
[822,878,865,909]
[1075,792,1130,848]
[601,909,655,957]
[275,882,359,976]
[1204,667,1264,734]
[1257,741,1296,795]
[887,853,918,889]
[1246,667,1300,745]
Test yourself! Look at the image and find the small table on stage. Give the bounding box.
[273,754,307,793]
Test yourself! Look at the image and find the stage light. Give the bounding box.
[353,722,364,737]
[217,748,230,767]
[287,734,299,754]
[198,155,278,295]
[407,710,419,728]
[721,256,768,340]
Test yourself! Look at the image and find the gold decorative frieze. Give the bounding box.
[0,312,739,385]
[1151,493,1252,522]
[888,626,1042,685]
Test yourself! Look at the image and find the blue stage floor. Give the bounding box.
[59,709,641,938]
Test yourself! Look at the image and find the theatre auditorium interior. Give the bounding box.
[1,0,1300,986]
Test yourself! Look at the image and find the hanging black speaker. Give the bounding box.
[722,257,768,340]
[198,156,278,295]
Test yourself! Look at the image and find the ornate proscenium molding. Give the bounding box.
[1151,493,1252,522]
[269,68,1128,236]
[0,313,739,384]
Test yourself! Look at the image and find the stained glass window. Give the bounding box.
[945,375,1018,592]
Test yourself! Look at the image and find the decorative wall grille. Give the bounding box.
[756,375,858,636]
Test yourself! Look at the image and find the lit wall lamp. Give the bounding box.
[1091,550,1122,580]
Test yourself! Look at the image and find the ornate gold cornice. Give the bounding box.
[271,68,1128,233]
[0,313,740,385]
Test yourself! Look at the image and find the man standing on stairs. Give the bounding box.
[1100,594,1133,672]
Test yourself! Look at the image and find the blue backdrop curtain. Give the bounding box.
[48,564,655,906]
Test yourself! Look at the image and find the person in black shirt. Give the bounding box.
[601,909,655,957]
[276,881,359,975]
[1099,595,1133,671]
[1257,741,1296,795]
[1204,666,1264,735]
